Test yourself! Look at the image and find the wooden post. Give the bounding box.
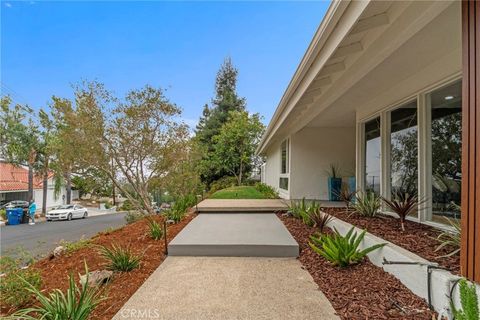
[461,0,479,283]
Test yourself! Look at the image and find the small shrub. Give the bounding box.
[172,194,196,214]
[209,176,238,193]
[434,217,461,257]
[0,208,6,220]
[382,192,422,231]
[309,227,385,267]
[99,245,140,272]
[307,208,333,233]
[124,211,145,224]
[163,208,185,223]
[119,199,134,211]
[146,218,164,240]
[288,198,308,219]
[254,183,279,199]
[104,202,112,209]
[10,262,103,320]
[60,237,91,254]
[352,191,381,217]
[451,279,479,320]
[0,256,42,308]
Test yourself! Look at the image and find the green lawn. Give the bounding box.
[210,186,267,199]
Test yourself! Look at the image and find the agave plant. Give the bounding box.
[9,262,104,320]
[351,191,381,217]
[434,217,461,257]
[382,192,422,231]
[307,208,333,233]
[309,227,385,267]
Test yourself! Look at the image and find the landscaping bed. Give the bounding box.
[279,213,436,320]
[0,212,196,319]
[323,207,460,274]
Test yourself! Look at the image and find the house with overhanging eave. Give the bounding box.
[257,0,480,284]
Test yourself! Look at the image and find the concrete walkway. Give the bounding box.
[113,257,339,320]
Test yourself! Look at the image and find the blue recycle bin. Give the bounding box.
[6,207,23,225]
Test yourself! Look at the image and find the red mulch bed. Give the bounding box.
[278,214,436,320]
[322,208,460,274]
[0,212,196,319]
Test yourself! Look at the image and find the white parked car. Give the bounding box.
[46,205,88,221]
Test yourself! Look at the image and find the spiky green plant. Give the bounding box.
[99,245,140,272]
[288,198,308,219]
[434,217,461,257]
[309,227,385,267]
[146,218,164,240]
[334,184,356,209]
[451,279,479,320]
[351,191,381,217]
[307,208,333,233]
[382,192,422,231]
[9,262,104,320]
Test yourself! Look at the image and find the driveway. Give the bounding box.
[0,212,127,259]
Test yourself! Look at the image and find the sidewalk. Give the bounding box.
[113,256,339,320]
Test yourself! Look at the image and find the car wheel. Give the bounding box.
[83,211,87,219]
[67,213,72,221]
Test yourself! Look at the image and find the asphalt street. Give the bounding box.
[0,212,127,259]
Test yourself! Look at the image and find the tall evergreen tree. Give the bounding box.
[195,57,246,185]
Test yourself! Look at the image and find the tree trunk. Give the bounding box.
[238,161,243,185]
[42,172,48,214]
[65,171,72,204]
[28,162,34,202]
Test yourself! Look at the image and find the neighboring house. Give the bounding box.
[0,162,78,211]
[257,1,479,282]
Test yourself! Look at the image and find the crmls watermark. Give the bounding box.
[120,308,161,319]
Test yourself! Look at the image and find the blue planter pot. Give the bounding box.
[328,177,342,201]
[346,176,356,202]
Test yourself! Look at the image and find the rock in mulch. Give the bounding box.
[53,246,66,258]
[278,213,436,320]
[80,270,113,287]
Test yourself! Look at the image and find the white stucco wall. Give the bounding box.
[289,127,356,200]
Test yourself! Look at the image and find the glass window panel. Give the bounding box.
[364,117,381,195]
[390,101,418,204]
[279,177,289,190]
[430,81,462,222]
[281,139,289,174]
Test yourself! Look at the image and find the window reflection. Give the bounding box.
[365,117,381,195]
[430,81,462,221]
[390,101,418,200]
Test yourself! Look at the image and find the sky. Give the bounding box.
[1,1,330,128]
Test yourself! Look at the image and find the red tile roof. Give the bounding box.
[0,162,51,192]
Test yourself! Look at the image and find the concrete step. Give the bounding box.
[196,199,288,213]
[168,214,299,257]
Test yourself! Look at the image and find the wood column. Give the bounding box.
[461,0,480,283]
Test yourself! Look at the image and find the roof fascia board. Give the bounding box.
[258,0,370,154]
[285,1,454,136]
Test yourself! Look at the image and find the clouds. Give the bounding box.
[4,2,12,8]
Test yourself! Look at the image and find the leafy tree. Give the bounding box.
[195,57,247,185]
[72,82,190,215]
[211,111,264,185]
[0,96,40,202]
